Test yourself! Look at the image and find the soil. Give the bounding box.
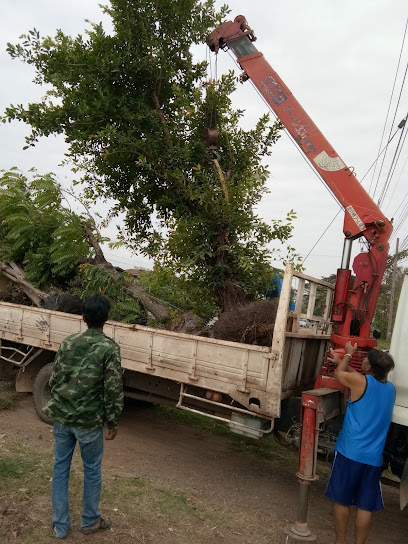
[0,395,407,543]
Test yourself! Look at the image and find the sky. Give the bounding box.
[1,0,407,278]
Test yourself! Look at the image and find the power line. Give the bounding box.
[360,128,401,183]
[369,16,408,195]
[103,250,152,268]
[390,200,408,241]
[384,149,408,212]
[301,210,341,265]
[392,187,408,217]
[223,46,406,266]
[372,53,408,200]
[377,114,408,207]
[399,235,408,251]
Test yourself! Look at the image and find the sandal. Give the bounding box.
[80,516,111,535]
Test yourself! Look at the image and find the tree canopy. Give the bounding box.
[4,0,300,311]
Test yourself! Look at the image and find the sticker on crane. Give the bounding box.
[346,205,365,231]
[313,151,345,171]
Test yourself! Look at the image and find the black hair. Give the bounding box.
[367,349,395,381]
[82,295,110,328]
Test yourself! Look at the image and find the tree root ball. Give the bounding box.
[212,299,279,346]
[43,294,83,315]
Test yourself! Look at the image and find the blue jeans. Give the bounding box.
[52,422,103,538]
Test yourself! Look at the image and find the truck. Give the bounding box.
[0,263,334,436]
[387,268,408,510]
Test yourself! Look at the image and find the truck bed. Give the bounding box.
[0,264,334,421]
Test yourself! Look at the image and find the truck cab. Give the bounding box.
[386,268,408,509]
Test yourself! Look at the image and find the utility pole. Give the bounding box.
[387,238,399,341]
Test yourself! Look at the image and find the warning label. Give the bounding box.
[346,205,365,231]
[314,151,345,172]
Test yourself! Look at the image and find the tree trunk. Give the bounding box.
[127,281,170,320]
[82,225,109,266]
[209,226,249,312]
[82,225,170,319]
[0,261,47,307]
[216,282,249,313]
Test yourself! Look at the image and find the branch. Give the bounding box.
[152,89,173,151]
[82,224,110,266]
[127,281,170,320]
[0,261,48,307]
[82,224,170,319]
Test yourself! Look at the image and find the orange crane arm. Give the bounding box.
[207,16,393,350]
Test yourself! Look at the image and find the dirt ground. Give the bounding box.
[0,393,407,544]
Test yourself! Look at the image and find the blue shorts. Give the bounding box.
[325,451,384,511]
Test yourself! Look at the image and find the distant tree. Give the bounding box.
[372,251,408,338]
[320,274,336,285]
[4,0,300,312]
[315,259,407,340]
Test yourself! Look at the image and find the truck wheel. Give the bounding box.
[33,363,54,425]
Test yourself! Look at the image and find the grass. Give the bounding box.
[376,338,391,350]
[0,438,245,543]
[153,404,300,469]
[0,385,19,411]
[0,445,53,496]
[153,404,231,436]
[0,456,37,479]
[0,397,14,410]
[0,400,339,544]
[103,474,210,520]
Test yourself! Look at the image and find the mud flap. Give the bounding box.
[400,457,408,510]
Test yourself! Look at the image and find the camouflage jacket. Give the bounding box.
[43,328,124,430]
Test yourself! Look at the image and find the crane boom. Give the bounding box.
[207,16,393,357]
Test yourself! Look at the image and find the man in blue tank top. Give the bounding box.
[325,342,395,544]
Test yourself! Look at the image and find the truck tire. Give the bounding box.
[33,363,54,425]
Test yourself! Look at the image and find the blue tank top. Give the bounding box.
[335,375,395,467]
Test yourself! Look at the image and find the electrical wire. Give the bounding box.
[299,125,402,264]
[225,49,401,203]
[391,187,408,217]
[369,16,408,195]
[390,199,408,241]
[222,48,404,265]
[360,128,401,183]
[377,114,408,207]
[302,210,341,265]
[384,148,408,212]
[399,234,408,251]
[372,56,408,201]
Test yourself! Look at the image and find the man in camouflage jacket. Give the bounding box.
[43,295,124,539]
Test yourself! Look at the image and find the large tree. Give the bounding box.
[4,0,299,311]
